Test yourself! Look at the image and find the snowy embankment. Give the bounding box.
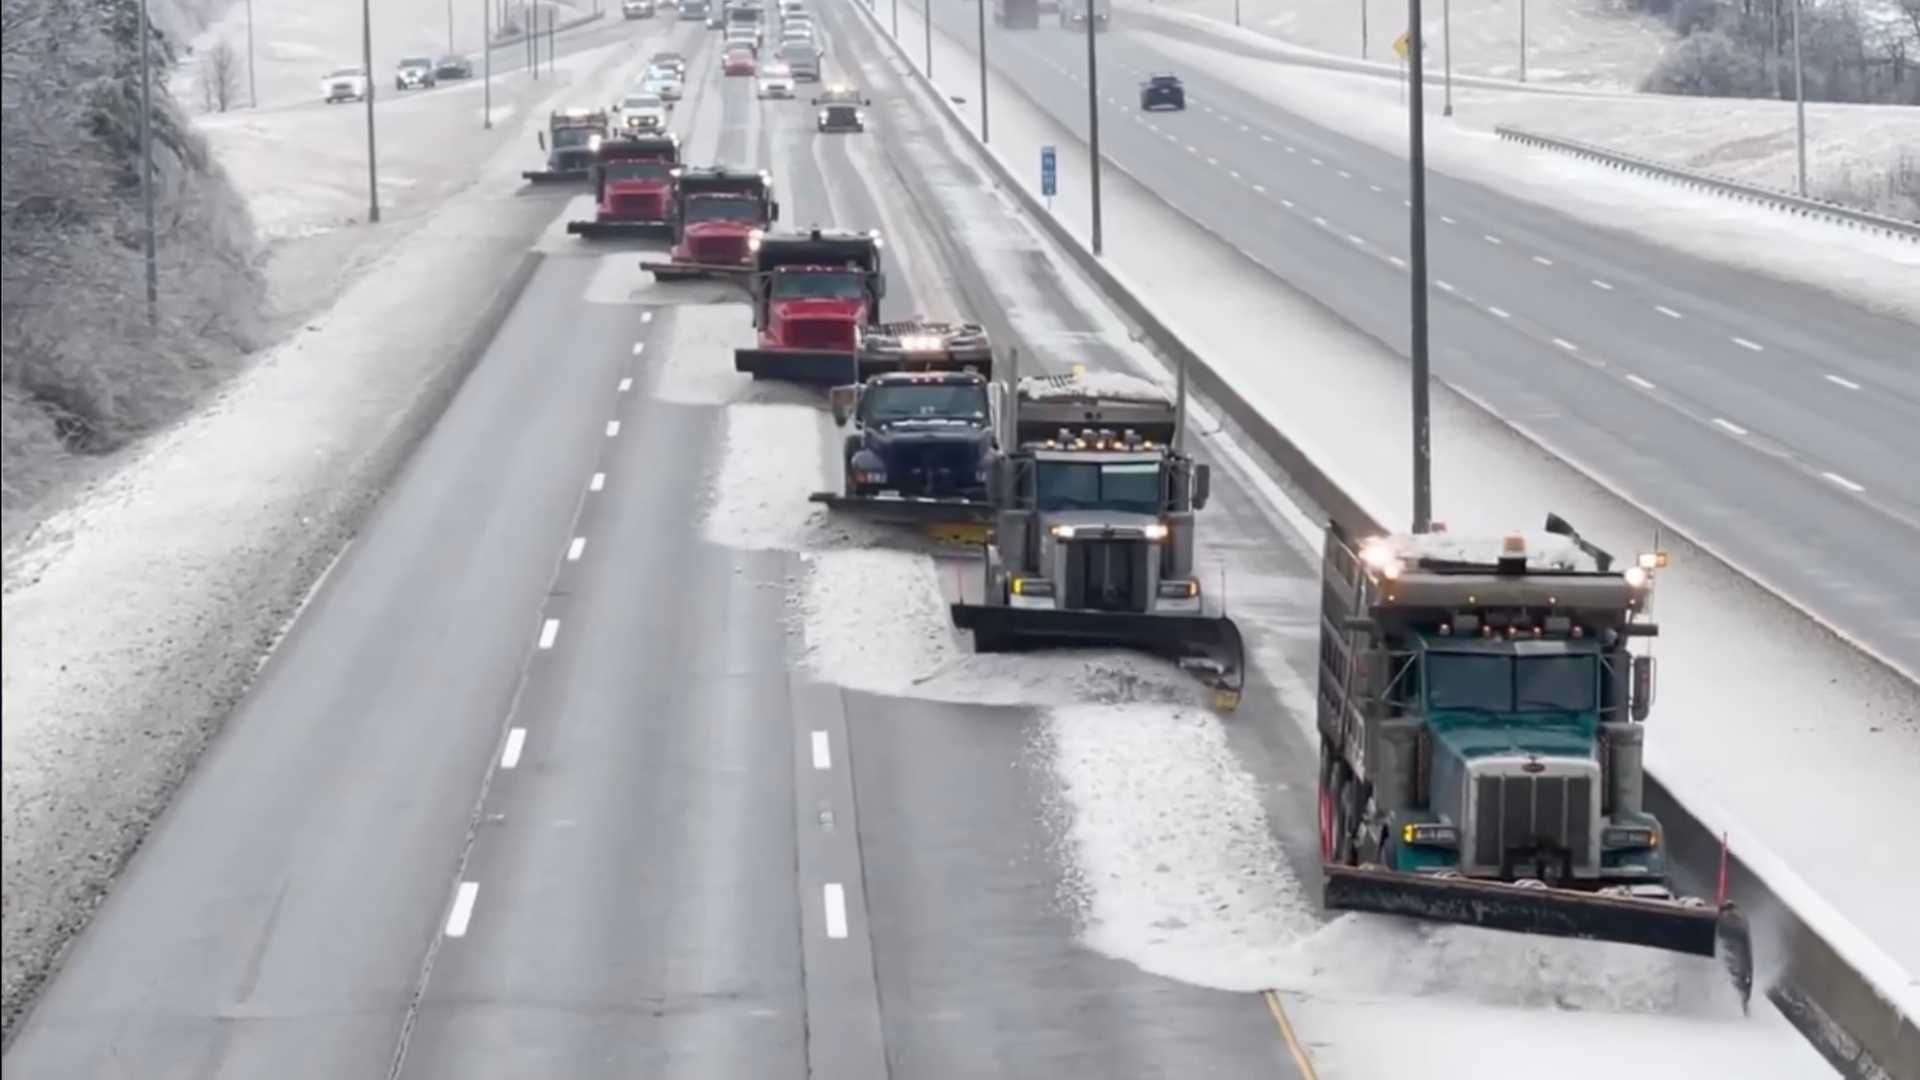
[852,0,1917,1054]
[0,20,652,1037]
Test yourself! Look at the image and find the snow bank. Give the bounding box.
[1393,529,1603,572]
[1043,702,1319,991]
[701,403,835,550]
[649,302,764,406]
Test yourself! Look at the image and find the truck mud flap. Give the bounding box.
[522,169,590,183]
[808,492,992,540]
[1323,865,1754,1010]
[566,220,672,240]
[950,604,1246,710]
[640,259,754,282]
[734,349,858,386]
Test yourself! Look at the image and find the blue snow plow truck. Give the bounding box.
[812,362,999,536]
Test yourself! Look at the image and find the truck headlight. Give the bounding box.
[818,110,830,123]
[1401,822,1460,847]
[897,334,942,353]
[1049,524,1077,539]
[1142,523,1169,540]
[1602,825,1659,849]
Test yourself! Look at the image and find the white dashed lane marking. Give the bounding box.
[1712,418,1749,436]
[1626,374,1657,390]
[1656,305,1684,319]
[538,618,560,650]
[445,882,480,938]
[1732,337,1764,352]
[824,883,849,939]
[501,728,527,769]
[1823,471,1866,493]
[1591,279,1613,290]
[1825,374,1861,390]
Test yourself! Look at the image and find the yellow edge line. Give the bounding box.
[1263,989,1319,1079]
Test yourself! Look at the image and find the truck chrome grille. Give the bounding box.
[1062,539,1147,613]
[1470,771,1595,873]
[786,318,855,350]
[689,235,747,263]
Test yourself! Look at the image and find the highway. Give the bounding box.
[2,15,1324,1077]
[904,0,1920,675]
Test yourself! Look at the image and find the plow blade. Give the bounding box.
[808,492,992,541]
[734,349,857,386]
[640,259,753,282]
[1324,865,1754,1010]
[521,168,590,183]
[951,604,1246,709]
[566,220,672,240]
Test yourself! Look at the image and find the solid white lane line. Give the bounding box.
[605,420,621,437]
[824,883,849,939]
[567,537,586,561]
[1591,278,1613,290]
[1656,305,1684,319]
[632,342,645,355]
[1552,337,1578,352]
[618,377,633,392]
[1487,305,1512,319]
[811,730,831,770]
[445,882,479,937]
[589,472,606,491]
[1825,374,1862,390]
[1626,374,1657,390]
[502,728,527,769]
[1713,418,1749,435]
[1532,255,1554,267]
[1823,472,1866,493]
[1732,336,1764,352]
[538,618,560,650]
[1483,234,1503,245]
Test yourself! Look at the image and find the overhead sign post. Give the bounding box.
[1041,144,1057,210]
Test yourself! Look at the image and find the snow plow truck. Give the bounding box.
[640,166,779,281]
[734,228,885,385]
[949,361,1245,708]
[524,108,610,182]
[1317,516,1753,1009]
[566,133,681,240]
[811,369,1000,538]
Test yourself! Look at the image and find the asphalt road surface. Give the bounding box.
[5,15,1322,1078]
[907,0,1920,676]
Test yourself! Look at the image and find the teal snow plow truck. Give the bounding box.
[1317,515,1753,1008]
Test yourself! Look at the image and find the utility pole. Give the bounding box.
[1087,3,1102,254]
[449,0,456,54]
[1442,0,1452,115]
[893,0,899,38]
[1361,0,1368,57]
[138,0,158,324]
[926,0,933,78]
[1406,1,1432,530]
[484,0,493,127]
[1235,0,1241,26]
[1791,0,1807,195]
[978,0,989,141]
[362,0,381,223]
[246,0,257,107]
[1519,0,1527,82]
[547,4,555,74]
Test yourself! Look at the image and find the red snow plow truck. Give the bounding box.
[566,133,681,240]
[640,166,780,281]
[733,228,885,386]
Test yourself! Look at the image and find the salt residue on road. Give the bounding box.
[648,303,770,407]
[701,403,833,550]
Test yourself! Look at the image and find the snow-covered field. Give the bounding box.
[859,0,1919,1035]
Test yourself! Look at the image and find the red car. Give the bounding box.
[723,47,757,75]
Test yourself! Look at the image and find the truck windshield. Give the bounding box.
[771,270,864,299]
[684,195,758,222]
[1427,652,1597,713]
[605,159,671,180]
[553,127,596,147]
[864,385,988,423]
[1033,461,1162,513]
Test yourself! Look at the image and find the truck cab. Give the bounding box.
[566,133,681,238]
[527,108,609,181]
[830,371,997,499]
[733,229,886,384]
[643,167,779,279]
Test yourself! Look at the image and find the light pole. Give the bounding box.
[926,0,933,78]
[448,0,456,54]
[483,0,493,127]
[1234,0,1241,26]
[1442,0,1452,115]
[1086,3,1101,254]
[893,0,899,38]
[1518,0,1527,82]
[362,0,381,223]
[246,0,257,107]
[1406,2,1432,529]
[1790,0,1807,195]
[138,0,157,324]
[978,0,989,141]
[1361,0,1368,57]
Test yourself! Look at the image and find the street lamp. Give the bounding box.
[362,0,381,222]
[246,0,257,108]
[978,0,989,141]
[483,0,493,127]
[1086,3,1101,254]
[138,0,158,323]
[1442,0,1452,116]
[1790,0,1807,195]
[1406,0,1432,529]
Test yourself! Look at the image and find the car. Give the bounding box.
[622,0,655,17]
[649,51,687,77]
[775,41,820,80]
[757,62,796,98]
[644,74,684,100]
[322,66,368,102]
[679,0,710,16]
[722,46,757,75]
[780,23,815,45]
[1139,72,1184,110]
[395,56,436,90]
[433,55,473,80]
[780,0,807,15]
[814,86,869,132]
[615,92,671,132]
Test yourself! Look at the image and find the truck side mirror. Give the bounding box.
[771,201,780,221]
[986,455,1011,505]
[1191,463,1211,510]
[829,385,856,426]
[537,131,546,150]
[872,273,886,300]
[1631,655,1655,721]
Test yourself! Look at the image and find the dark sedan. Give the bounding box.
[434,55,473,80]
[1139,72,1184,111]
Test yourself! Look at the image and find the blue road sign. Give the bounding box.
[1041,145,1057,198]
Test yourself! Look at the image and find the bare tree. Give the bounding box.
[198,37,239,113]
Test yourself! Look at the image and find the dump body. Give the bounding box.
[641,167,778,279]
[734,229,886,384]
[949,368,1244,706]
[524,109,609,182]
[1317,519,1751,1005]
[566,134,681,238]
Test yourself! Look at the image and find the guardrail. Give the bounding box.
[847,3,1918,1076]
[1496,126,1920,244]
